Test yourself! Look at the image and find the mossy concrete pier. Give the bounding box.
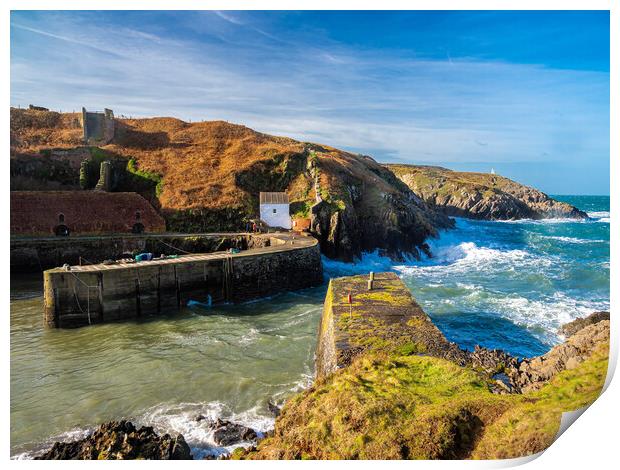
[316,272,464,379]
[43,233,322,328]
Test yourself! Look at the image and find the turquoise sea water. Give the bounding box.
[10,195,609,458]
[326,195,610,358]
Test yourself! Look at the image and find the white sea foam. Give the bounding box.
[496,216,594,225]
[481,292,609,344]
[588,211,610,219]
[138,401,275,459]
[238,327,260,345]
[540,235,607,244]
[164,331,223,347]
[395,242,544,278]
[11,426,93,459]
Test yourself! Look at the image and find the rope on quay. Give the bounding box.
[158,239,194,254]
[68,271,99,325]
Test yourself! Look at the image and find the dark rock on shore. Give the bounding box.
[468,345,520,375]
[208,418,258,446]
[387,164,588,221]
[35,420,192,460]
[467,345,520,393]
[268,401,281,417]
[558,311,610,338]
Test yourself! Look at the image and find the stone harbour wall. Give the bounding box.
[315,272,465,380]
[43,234,323,328]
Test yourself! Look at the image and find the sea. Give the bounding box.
[10,195,610,459]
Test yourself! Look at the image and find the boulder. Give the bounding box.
[268,401,281,417]
[208,418,258,446]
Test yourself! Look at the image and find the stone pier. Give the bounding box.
[315,272,463,379]
[43,233,323,328]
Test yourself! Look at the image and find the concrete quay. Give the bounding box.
[43,233,323,328]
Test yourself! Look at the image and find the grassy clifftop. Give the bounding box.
[10,108,452,260]
[387,164,587,220]
[237,335,607,460]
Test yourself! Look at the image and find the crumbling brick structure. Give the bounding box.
[10,191,166,236]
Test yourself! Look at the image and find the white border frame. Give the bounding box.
[3,2,616,468]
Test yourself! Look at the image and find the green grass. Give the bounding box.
[238,340,608,460]
[127,157,164,197]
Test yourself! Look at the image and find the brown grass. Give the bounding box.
[10,109,421,216]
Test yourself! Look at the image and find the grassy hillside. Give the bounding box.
[10,108,452,260]
[387,164,587,220]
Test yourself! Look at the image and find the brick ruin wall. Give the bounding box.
[10,191,166,237]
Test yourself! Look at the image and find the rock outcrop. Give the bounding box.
[35,420,192,460]
[509,316,610,393]
[207,418,258,446]
[387,164,588,221]
[558,311,609,338]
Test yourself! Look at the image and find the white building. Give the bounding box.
[259,192,292,229]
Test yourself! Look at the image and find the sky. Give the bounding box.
[10,10,610,195]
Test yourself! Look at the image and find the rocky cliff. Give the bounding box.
[387,164,588,221]
[11,108,452,261]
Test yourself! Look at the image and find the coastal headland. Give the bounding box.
[12,107,585,266]
[387,164,588,220]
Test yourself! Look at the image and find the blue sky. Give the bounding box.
[11,11,610,195]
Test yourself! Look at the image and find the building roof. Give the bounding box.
[259,192,289,204]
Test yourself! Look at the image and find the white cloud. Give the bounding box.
[212,11,245,26]
[10,12,609,175]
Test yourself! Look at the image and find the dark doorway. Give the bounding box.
[132,222,145,234]
[54,214,70,236]
[132,210,144,233]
